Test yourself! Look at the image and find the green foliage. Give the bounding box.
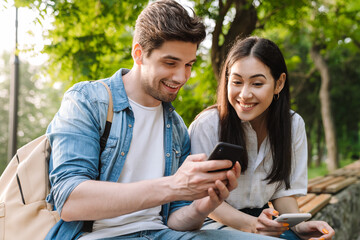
[16,0,148,89]
[10,0,360,170]
[308,158,358,179]
[308,162,329,179]
[253,0,360,166]
[329,47,360,159]
[0,52,63,174]
[173,56,218,126]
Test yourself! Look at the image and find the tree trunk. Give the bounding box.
[316,118,323,167]
[310,45,339,171]
[211,0,257,80]
[307,129,312,167]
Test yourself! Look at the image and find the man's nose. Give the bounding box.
[172,67,187,84]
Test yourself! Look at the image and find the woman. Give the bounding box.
[188,37,335,240]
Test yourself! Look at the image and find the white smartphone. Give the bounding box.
[275,213,312,227]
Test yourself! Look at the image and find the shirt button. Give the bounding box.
[121,152,125,156]
[166,124,170,128]
[128,124,132,128]
[166,153,170,157]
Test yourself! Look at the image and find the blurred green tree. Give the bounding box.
[0,52,63,174]
[15,0,148,89]
[301,0,360,170]
[11,0,360,172]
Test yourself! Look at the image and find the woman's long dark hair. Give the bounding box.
[217,37,292,189]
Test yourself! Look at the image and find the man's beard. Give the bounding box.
[143,79,180,103]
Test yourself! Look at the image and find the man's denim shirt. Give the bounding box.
[46,68,191,239]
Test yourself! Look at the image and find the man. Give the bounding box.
[45,1,279,239]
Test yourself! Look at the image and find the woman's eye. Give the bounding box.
[233,80,242,85]
[253,82,263,86]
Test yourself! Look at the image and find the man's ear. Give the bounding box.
[132,43,143,65]
[274,73,286,94]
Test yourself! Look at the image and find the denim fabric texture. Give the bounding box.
[84,229,281,240]
[45,69,191,239]
[203,218,300,240]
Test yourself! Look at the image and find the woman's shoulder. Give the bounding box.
[290,110,306,131]
[188,107,219,133]
[191,107,219,125]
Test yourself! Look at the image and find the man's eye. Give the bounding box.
[165,62,175,66]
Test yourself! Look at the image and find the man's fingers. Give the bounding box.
[214,179,229,200]
[206,160,233,172]
[225,167,238,191]
[233,161,241,178]
[185,153,207,162]
[207,187,220,202]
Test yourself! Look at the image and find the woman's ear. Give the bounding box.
[132,43,143,65]
[275,73,286,94]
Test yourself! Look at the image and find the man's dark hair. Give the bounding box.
[134,0,206,56]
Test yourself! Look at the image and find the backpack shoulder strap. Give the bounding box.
[97,81,113,155]
[81,80,114,233]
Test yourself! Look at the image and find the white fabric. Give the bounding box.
[80,99,167,240]
[189,108,307,210]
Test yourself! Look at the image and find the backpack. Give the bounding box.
[0,81,113,240]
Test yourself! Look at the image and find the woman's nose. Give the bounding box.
[239,85,252,99]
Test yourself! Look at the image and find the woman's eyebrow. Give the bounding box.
[231,73,267,79]
[250,73,267,79]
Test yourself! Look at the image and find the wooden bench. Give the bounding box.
[293,160,360,216]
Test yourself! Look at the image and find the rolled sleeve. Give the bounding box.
[46,84,108,214]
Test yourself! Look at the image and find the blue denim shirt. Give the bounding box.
[45,69,191,239]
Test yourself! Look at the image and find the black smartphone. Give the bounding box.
[208,142,244,172]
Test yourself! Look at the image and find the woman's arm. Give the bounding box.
[209,201,289,236]
[272,196,300,214]
[209,202,258,232]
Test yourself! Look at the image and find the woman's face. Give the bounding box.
[227,56,284,125]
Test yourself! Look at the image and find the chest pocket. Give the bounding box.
[170,146,182,175]
[100,136,118,174]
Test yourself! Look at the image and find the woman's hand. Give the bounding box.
[254,208,289,237]
[293,221,335,240]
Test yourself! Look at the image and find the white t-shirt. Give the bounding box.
[80,99,167,240]
[189,109,307,210]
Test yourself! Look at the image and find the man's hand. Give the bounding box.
[167,160,241,231]
[169,153,237,201]
[192,161,241,216]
